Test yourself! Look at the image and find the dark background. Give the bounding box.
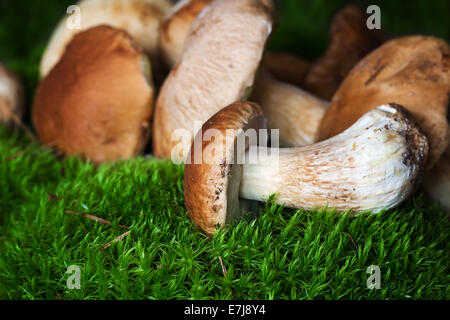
[0,0,449,114]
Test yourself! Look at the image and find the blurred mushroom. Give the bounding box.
[40,0,172,77]
[153,0,274,162]
[261,52,311,88]
[160,0,212,67]
[425,148,450,212]
[251,68,328,147]
[303,5,385,100]
[0,63,24,123]
[185,101,428,235]
[317,36,450,170]
[33,26,154,164]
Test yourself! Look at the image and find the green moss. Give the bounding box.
[0,0,449,299]
[0,126,449,299]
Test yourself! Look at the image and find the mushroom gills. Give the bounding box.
[224,113,268,225]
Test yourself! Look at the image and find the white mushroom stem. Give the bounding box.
[252,69,329,147]
[239,104,428,212]
[0,63,24,123]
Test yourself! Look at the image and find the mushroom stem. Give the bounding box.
[251,69,328,147]
[239,104,428,212]
[0,63,24,123]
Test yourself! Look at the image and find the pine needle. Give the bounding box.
[102,231,131,250]
[65,210,129,230]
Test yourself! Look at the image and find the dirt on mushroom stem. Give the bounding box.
[240,104,428,212]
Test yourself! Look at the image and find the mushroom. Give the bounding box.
[260,52,311,89]
[251,68,328,147]
[303,5,385,100]
[184,101,428,235]
[316,36,450,170]
[425,148,450,212]
[158,0,326,148]
[33,26,154,164]
[244,6,384,148]
[40,0,172,77]
[158,3,383,99]
[153,0,274,162]
[159,0,212,67]
[158,0,311,87]
[0,63,24,123]
[158,1,381,150]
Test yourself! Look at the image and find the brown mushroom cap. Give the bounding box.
[159,0,212,67]
[33,25,154,164]
[317,36,450,169]
[40,0,172,77]
[184,101,266,235]
[304,5,385,100]
[0,63,24,123]
[153,0,274,162]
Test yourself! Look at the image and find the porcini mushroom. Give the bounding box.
[159,0,212,67]
[184,101,428,235]
[0,63,24,123]
[40,0,172,77]
[33,26,154,164]
[317,36,450,169]
[158,3,383,100]
[303,5,385,100]
[158,0,311,88]
[158,0,325,148]
[153,0,274,162]
[260,52,311,89]
[251,69,328,147]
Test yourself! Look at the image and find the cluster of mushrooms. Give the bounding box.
[1,0,449,236]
